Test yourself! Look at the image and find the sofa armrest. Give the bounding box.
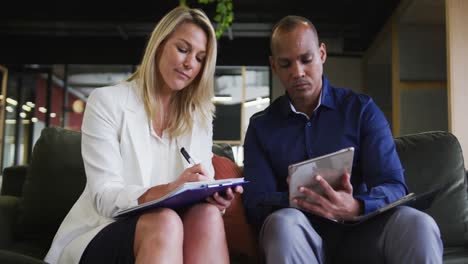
[0,250,47,264]
[0,196,20,249]
[1,165,28,196]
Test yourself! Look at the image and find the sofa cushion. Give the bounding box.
[0,250,46,264]
[213,143,235,162]
[15,127,86,254]
[395,131,468,247]
[1,166,28,197]
[443,247,468,264]
[212,154,259,263]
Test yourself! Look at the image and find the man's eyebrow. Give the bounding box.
[276,52,311,60]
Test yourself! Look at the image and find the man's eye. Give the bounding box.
[302,58,312,64]
[279,62,290,68]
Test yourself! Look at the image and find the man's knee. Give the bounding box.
[260,208,324,263]
[262,208,309,233]
[261,208,322,245]
[392,206,440,235]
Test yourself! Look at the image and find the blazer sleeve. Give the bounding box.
[81,87,148,218]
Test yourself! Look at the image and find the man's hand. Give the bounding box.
[292,173,362,221]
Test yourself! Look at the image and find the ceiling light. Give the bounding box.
[22,105,32,112]
[39,107,47,113]
[26,101,36,108]
[19,112,27,118]
[212,96,233,103]
[50,113,56,118]
[6,98,18,106]
[244,97,270,107]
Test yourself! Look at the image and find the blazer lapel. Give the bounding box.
[124,83,152,186]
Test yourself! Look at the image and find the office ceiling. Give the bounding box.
[0,0,401,66]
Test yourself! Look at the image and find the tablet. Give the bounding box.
[288,147,354,208]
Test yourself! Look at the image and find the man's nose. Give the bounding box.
[291,62,305,78]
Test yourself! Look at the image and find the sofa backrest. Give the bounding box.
[15,127,86,252]
[12,127,468,253]
[395,131,468,247]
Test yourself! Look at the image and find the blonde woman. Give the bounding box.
[45,7,241,264]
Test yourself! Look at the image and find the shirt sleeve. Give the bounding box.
[242,120,289,230]
[354,99,408,214]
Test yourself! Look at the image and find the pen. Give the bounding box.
[180,147,196,165]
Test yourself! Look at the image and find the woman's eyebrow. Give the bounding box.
[176,38,206,53]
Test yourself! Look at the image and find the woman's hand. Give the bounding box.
[206,185,244,213]
[138,164,210,204]
[170,164,211,189]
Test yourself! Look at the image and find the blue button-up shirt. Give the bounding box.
[242,76,408,229]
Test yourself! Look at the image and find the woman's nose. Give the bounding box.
[183,55,196,70]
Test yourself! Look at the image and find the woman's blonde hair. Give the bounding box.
[128,6,216,137]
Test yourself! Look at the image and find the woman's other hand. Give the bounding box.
[206,185,244,213]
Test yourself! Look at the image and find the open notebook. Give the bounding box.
[113,178,248,218]
[307,187,441,226]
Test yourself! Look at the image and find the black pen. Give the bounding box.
[180,147,197,165]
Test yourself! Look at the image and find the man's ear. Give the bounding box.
[319,43,327,64]
[269,56,277,75]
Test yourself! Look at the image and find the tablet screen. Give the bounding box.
[288,147,354,208]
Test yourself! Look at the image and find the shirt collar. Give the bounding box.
[289,89,322,116]
[279,75,335,117]
[320,76,335,110]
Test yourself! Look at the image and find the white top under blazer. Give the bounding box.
[44,81,214,264]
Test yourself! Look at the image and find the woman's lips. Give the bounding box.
[175,69,190,80]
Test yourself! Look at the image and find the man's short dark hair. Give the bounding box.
[270,16,319,55]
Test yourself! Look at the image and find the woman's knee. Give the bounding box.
[136,208,183,239]
[184,203,224,228]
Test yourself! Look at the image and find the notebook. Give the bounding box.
[308,187,441,226]
[113,178,248,218]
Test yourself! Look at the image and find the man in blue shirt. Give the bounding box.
[242,15,443,263]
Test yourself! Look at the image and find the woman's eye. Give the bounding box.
[196,57,205,63]
[177,46,188,53]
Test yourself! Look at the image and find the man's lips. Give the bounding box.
[292,82,310,88]
[175,69,190,80]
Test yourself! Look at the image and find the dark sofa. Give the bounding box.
[1,127,468,263]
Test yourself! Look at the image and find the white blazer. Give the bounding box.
[44,81,214,264]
